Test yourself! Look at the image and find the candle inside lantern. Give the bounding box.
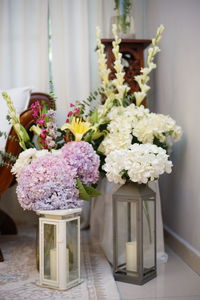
[50,248,69,281]
[126,241,137,272]
[143,244,154,269]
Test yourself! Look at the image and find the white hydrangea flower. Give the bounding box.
[132,113,183,146]
[51,149,62,156]
[103,149,127,184]
[34,149,49,158]
[103,144,172,184]
[101,104,182,156]
[101,104,150,155]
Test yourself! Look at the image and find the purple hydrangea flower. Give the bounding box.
[16,154,82,210]
[61,141,100,185]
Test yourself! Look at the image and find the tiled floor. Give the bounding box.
[116,247,200,300]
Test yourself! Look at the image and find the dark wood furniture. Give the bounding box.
[101,39,151,105]
[0,92,55,259]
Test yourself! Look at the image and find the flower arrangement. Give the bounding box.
[92,24,182,184]
[12,141,99,210]
[1,23,182,211]
[1,93,100,210]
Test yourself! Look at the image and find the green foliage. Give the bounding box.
[81,87,104,118]
[114,0,132,15]
[76,178,101,201]
[0,150,17,168]
[0,131,7,139]
[153,137,168,152]
[6,115,11,124]
[84,185,101,197]
[123,93,135,107]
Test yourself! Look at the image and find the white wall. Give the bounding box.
[144,0,200,253]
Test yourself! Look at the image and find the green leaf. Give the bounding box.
[76,178,90,201]
[76,178,101,200]
[84,185,101,197]
[92,130,106,140]
[91,109,99,124]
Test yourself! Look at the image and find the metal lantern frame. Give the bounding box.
[113,183,157,285]
[37,208,82,290]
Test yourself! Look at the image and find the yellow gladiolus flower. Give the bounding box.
[61,118,93,141]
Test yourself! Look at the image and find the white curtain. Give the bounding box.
[49,0,91,125]
[0,0,114,124]
[0,0,49,92]
[48,0,115,125]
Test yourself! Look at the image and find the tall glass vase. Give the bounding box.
[111,0,135,38]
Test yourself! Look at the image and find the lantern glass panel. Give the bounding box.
[44,223,57,281]
[143,200,155,273]
[66,219,79,283]
[115,200,138,275]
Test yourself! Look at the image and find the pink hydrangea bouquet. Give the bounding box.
[14,141,100,211]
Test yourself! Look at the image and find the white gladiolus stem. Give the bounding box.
[134,24,165,106]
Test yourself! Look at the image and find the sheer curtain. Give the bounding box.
[0,0,114,123]
[49,0,114,125]
[0,0,49,91]
[49,0,91,125]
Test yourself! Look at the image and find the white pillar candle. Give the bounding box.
[50,248,57,280]
[126,241,137,272]
[50,248,69,281]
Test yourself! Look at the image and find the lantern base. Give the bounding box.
[36,279,83,291]
[114,269,157,285]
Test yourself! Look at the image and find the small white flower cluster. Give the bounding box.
[103,144,172,184]
[101,105,182,155]
[11,148,61,178]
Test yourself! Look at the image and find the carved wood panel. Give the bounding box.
[101,39,151,96]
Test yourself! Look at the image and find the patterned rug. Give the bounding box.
[0,227,120,300]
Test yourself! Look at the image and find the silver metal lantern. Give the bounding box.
[113,182,156,285]
[37,208,82,290]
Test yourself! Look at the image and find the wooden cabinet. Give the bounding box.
[101,39,151,94]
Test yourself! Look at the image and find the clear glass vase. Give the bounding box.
[111,0,135,38]
[110,14,135,38]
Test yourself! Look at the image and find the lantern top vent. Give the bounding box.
[113,182,156,200]
[36,208,82,219]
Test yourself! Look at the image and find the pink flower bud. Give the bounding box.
[68,111,73,117]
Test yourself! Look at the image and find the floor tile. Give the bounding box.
[117,247,200,300]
